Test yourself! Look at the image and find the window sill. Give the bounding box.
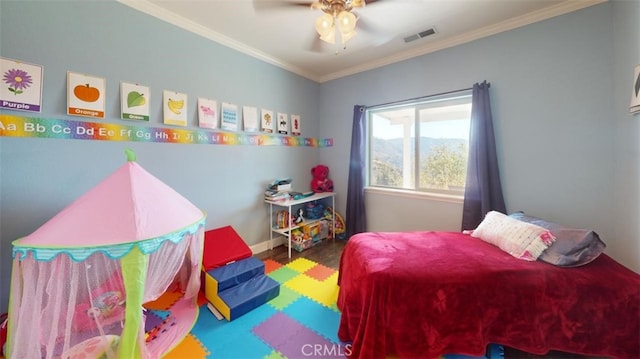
[365,187,464,204]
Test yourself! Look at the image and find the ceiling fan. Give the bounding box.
[254,0,381,50]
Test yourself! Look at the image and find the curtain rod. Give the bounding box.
[367,87,473,110]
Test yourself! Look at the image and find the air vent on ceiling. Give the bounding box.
[404,27,437,43]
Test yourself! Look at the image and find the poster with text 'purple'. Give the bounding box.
[1,57,43,113]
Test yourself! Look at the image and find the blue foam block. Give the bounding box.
[219,274,280,320]
[207,257,265,293]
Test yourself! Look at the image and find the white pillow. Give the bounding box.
[470,211,556,261]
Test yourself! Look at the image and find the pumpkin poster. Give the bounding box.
[67,71,106,119]
[163,90,187,126]
[0,57,43,113]
[121,82,150,121]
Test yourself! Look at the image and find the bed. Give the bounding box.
[337,225,640,358]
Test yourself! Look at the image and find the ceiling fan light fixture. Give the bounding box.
[320,27,337,44]
[314,1,361,47]
[337,10,357,34]
[315,13,334,37]
[340,29,356,45]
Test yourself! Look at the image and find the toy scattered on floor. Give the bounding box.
[310,165,334,193]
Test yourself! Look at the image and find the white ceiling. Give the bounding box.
[118,0,604,83]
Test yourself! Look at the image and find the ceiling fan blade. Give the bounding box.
[253,0,313,11]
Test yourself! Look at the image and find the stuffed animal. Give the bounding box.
[310,165,334,193]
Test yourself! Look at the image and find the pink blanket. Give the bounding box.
[337,231,640,359]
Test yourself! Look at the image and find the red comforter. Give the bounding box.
[337,231,640,359]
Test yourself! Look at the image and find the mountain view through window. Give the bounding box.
[367,92,472,195]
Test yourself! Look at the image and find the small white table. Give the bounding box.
[265,192,336,258]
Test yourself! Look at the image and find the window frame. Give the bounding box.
[366,89,472,197]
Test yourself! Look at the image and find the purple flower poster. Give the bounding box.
[0,57,43,113]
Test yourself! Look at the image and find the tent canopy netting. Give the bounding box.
[8,153,206,359]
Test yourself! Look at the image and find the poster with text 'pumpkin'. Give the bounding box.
[67,71,106,119]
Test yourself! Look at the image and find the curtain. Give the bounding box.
[461,81,506,230]
[345,105,367,238]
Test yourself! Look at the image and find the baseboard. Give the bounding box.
[250,236,286,255]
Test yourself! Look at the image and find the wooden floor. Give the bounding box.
[255,239,605,359]
[254,237,346,268]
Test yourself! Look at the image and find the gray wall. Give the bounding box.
[319,2,639,273]
[0,0,321,311]
[611,0,640,276]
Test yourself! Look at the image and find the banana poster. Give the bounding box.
[163,90,187,126]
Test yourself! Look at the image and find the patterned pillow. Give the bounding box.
[470,211,556,261]
[508,212,606,267]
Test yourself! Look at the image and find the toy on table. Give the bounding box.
[310,165,333,193]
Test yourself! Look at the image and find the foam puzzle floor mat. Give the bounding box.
[160,258,503,359]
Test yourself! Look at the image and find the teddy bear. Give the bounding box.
[310,165,334,193]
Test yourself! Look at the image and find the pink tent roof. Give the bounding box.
[14,158,205,250]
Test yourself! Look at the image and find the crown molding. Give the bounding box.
[117,0,606,84]
[317,0,607,82]
[116,0,321,82]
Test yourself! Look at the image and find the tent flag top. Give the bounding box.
[7,150,206,359]
[125,147,137,162]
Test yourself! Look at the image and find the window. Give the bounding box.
[367,90,472,196]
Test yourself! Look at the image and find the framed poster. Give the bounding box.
[198,97,218,129]
[631,64,640,114]
[163,90,187,126]
[277,112,289,135]
[243,105,259,132]
[0,57,43,113]
[261,108,274,133]
[221,102,239,131]
[121,82,150,121]
[291,114,301,136]
[67,71,106,118]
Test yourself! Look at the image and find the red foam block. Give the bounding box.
[202,225,252,271]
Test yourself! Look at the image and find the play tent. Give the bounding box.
[7,150,206,359]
